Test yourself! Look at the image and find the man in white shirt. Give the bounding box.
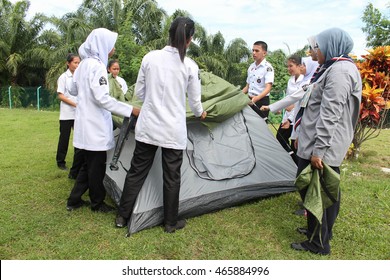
[242,41,274,119]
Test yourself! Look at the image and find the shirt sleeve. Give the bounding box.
[135,58,147,102]
[269,87,305,112]
[91,65,133,118]
[57,73,66,94]
[186,62,203,117]
[264,65,274,84]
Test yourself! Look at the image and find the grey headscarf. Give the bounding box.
[315,27,354,61]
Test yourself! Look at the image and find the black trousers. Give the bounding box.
[56,120,74,166]
[67,150,107,209]
[118,141,183,226]
[276,124,297,164]
[296,157,340,253]
[249,95,270,119]
[276,124,293,152]
[68,148,84,178]
[56,120,83,175]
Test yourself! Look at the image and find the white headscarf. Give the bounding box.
[315,27,354,61]
[78,42,88,60]
[82,28,118,66]
[307,36,317,51]
[301,56,319,85]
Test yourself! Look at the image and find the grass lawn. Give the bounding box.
[0,108,389,260]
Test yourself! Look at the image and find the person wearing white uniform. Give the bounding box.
[260,55,319,142]
[66,28,140,213]
[242,41,274,119]
[115,17,207,233]
[275,55,303,162]
[56,53,83,179]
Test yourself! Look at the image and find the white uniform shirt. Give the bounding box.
[246,59,274,97]
[116,76,128,94]
[135,46,204,150]
[57,69,77,120]
[72,57,133,151]
[282,74,304,123]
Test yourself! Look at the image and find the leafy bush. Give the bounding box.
[350,46,390,159]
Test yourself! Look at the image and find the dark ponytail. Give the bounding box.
[169,17,195,62]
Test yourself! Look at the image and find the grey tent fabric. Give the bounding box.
[104,106,297,235]
[187,111,256,180]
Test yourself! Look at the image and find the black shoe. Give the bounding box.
[297,227,308,235]
[115,214,128,228]
[91,202,116,213]
[58,164,68,171]
[294,208,307,216]
[291,241,330,255]
[66,200,90,211]
[164,220,186,233]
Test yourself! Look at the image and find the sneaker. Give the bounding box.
[115,214,128,228]
[58,164,68,171]
[66,200,90,211]
[291,241,330,255]
[164,219,186,233]
[91,202,116,213]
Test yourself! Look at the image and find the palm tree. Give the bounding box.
[0,0,47,86]
[189,29,251,86]
[80,0,123,32]
[122,0,167,45]
[43,9,92,91]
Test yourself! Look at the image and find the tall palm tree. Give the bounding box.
[189,29,251,86]
[80,0,123,32]
[44,9,92,91]
[122,0,167,45]
[0,0,47,86]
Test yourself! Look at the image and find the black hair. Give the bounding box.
[287,54,302,65]
[253,41,268,52]
[169,17,195,62]
[66,53,79,69]
[107,59,119,70]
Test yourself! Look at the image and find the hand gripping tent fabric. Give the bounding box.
[104,71,297,235]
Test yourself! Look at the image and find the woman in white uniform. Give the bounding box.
[66,28,140,213]
[56,53,83,179]
[115,17,207,233]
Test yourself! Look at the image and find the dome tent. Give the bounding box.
[103,71,297,235]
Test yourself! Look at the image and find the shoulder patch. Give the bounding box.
[99,76,107,85]
[266,67,273,72]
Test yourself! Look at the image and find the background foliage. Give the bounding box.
[1,0,389,151]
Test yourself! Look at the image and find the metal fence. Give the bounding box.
[0,86,60,110]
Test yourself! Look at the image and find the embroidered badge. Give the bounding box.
[99,76,107,85]
[266,67,273,72]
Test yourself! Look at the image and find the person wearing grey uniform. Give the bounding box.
[291,28,362,255]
